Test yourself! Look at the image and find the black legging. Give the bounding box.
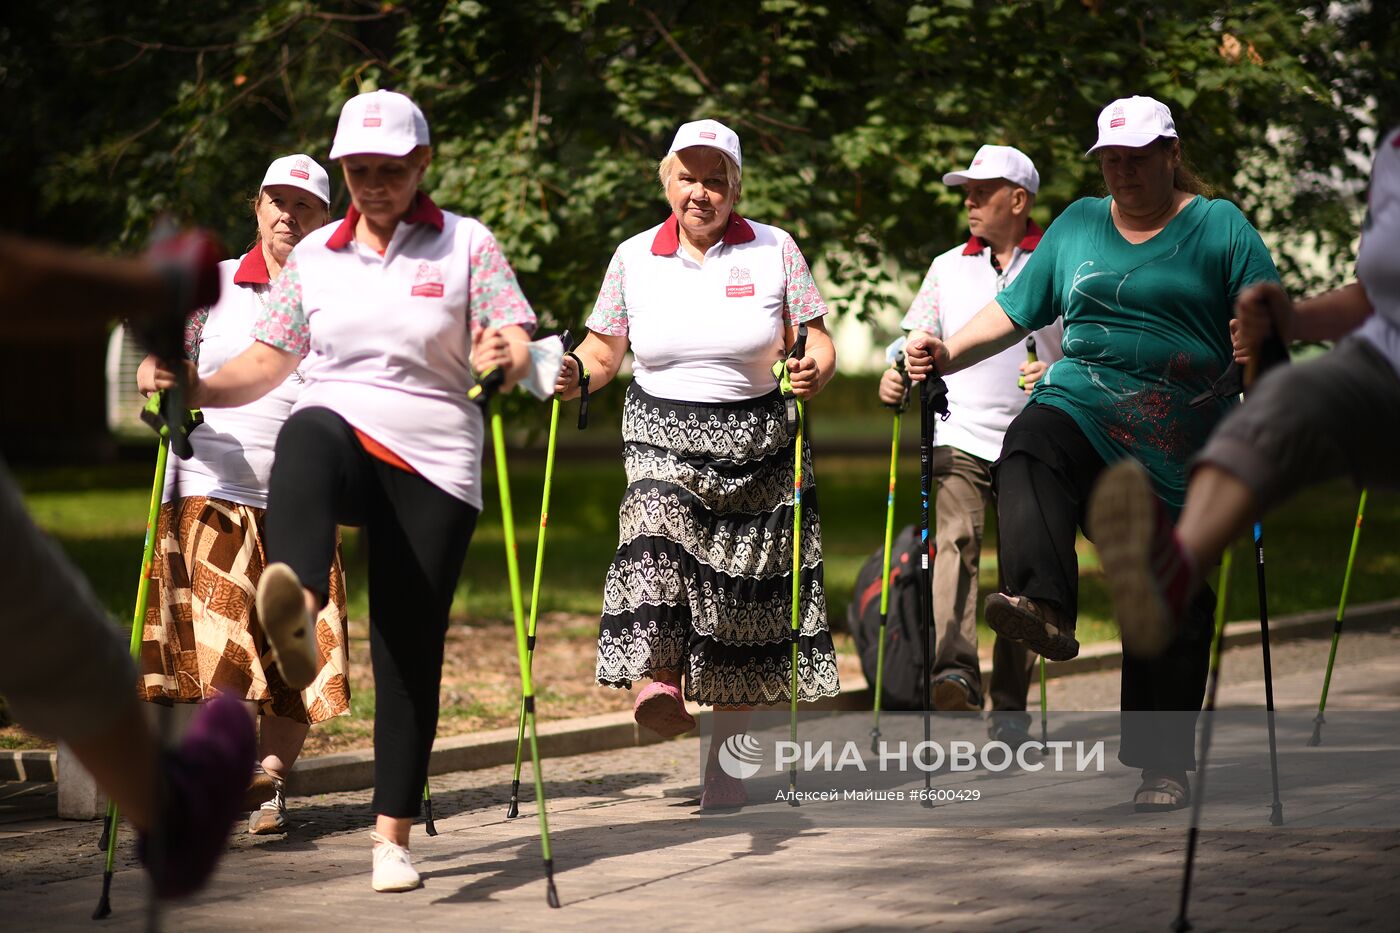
[993,403,1214,772]
[266,406,479,816]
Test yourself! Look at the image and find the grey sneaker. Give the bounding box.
[248,778,287,835]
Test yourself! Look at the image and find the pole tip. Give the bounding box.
[506,798,520,820]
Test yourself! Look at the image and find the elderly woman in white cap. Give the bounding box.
[150,90,538,891]
[136,153,348,837]
[904,96,1279,811]
[556,119,840,809]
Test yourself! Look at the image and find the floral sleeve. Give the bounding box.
[584,251,628,336]
[251,252,310,357]
[900,262,941,338]
[469,231,537,338]
[183,306,210,361]
[781,235,828,325]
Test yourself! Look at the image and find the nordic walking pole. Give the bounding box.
[468,368,560,907]
[1309,489,1368,747]
[1172,547,1235,933]
[508,331,586,820]
[422,781,438,836]
[1020,334,1049,746]
[771,324,808,806]
[918,365,950,808]
[94,391,201,920]
[871,337,910,755]
[1253,522,1283,825]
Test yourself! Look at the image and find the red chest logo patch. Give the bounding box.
[725,266,755,298]
[411,261,445,298]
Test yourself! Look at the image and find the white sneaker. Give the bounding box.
[370,831,421,893]
[256,563,317,690]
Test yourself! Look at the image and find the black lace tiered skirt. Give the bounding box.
[595,383,840,706]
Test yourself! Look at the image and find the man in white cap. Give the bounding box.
[878,144,1062,746]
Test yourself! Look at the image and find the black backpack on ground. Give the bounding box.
[846,524,932,711]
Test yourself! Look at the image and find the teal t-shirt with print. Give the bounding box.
[997,195,1279,511]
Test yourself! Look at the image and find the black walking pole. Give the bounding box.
[1253,522,1283,825]
[918,367,949,807]
[1172,549,1235,933]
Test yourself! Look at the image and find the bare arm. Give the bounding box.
[0,235,166,322]
[785,317,836,399]
[555,330,630,399]
[905,299,1026,380]
[472,324,535,391]
[149,340,299,409]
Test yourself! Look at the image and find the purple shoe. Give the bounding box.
[139,691,255,898]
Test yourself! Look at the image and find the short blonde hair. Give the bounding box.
[657,150,742,201]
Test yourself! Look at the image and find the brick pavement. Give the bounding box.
[3,630,1399,932]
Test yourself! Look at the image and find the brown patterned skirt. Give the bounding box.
[138,495,350,723]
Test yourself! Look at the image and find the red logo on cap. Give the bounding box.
[699,131,717,140]
[1109,104,1126,129]
[972,158,983,165]
[290,157,311,180]
[364,101,382,128]
[410,262,444,298]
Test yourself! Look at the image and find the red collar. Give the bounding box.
[961,219,1044,256]
[233,248,271,285]
[650,212,756,256]
[325,191,446,250]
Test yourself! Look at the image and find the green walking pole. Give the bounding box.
[468,369,561,907]
[870,337,910,754]
[94,391,201,921]
[1308,489,1368,747]
[1172,548,1235,933]
[771,324,808,805]
[508,332,588,820]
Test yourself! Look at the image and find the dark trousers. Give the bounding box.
[267,407,479,816]
[994,404,1214,772]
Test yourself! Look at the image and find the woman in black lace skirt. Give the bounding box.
[556,119,839,808]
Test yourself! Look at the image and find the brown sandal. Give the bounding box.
[1134,769,1190,812]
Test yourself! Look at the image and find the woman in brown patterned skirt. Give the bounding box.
[136,154,350,835]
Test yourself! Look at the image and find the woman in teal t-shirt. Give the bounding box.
[905,96,1279,812]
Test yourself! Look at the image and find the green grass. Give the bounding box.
[13,451,1399,645]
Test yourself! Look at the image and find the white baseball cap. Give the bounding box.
[260,154,330,205]
[1086,95,1178,155]
[668,119,742,173]
[942,144,1040,194]
[329,89,430,160]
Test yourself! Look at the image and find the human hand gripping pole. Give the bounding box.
[470,365,560,906]
[917,363,949,807]
[771,323,808,805]
[871,337,909,754]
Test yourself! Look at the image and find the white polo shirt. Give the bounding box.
[165,250,304,508]
[584,214,829,403]
[901,222,1065,463]
[253,194,537,508]
[1356,126,1400,374]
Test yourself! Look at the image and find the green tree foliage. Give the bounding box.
[4,0,1393,327]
